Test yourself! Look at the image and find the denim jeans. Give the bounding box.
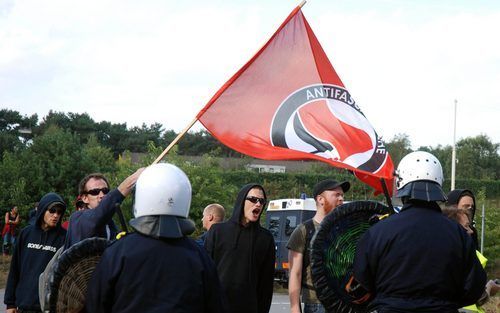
[3,232,15,254]
[304,303,326,313]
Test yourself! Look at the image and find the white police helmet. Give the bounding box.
[395,151,446,202]
[396,151,444,189]
[131,163,195,238]
[133,163,191,218]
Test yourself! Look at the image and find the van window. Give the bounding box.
[269,216,280,238]
[285,216,297,236]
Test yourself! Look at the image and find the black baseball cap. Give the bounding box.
[313,179,350,199]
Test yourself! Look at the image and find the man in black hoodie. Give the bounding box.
[205,183,275,313]
[4,193,67,313]
[446,189,479,249]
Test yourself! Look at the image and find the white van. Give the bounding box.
[265,198,316,285]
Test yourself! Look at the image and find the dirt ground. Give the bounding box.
[0,255,10,288]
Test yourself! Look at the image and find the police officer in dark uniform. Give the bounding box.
[353,151,487,312]
[85,163,226,313]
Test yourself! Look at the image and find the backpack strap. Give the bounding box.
[301,219,316,289]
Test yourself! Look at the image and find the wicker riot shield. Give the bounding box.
[310,201,391,313]
[44,237,110,313]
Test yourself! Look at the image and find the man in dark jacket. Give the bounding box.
[205,183,275,313]
[64,169,143,249]
[85,163,226,313]
[4,193,67,313]
[196,203,225,247]
[353,151,487,312]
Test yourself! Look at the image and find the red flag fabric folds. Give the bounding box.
[197,6,394,195]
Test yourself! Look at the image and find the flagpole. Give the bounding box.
[451,99,457,190]
[380,178,394,211]
[152,117,198,164]
[299,0,307,8]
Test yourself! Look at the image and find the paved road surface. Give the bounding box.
[271,293,291,313]
[0,289,4,313]
[0,289,290,313]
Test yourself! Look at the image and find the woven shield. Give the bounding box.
[45,237,110,313]
[310,201,390,313]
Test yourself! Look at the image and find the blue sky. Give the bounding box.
[1,0,499,149]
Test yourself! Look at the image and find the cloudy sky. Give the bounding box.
[1,0,499,149]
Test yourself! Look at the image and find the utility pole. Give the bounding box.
[481,203,485,253]
[451,99,457,190]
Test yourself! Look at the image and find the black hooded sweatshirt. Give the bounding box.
[205,183,275,313]
[446,189,479,249]
[4,192,67,311]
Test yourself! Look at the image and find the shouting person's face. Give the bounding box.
[241,188,266,226]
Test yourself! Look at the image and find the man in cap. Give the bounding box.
[4,193,67,313]
[352,151,486,312]
[85,163,226,313]
[205,183,275,313]
[287,179,350,313]
[64,169,143,249]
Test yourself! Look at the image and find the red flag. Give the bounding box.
[197,6,394,195]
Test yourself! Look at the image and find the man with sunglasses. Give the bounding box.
[205,183,275,313]
[287,179,350,313]
[4,192,67,313]
[64,169,144,249]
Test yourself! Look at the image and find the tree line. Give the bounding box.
[2,109,498,179]
[1,108,499,217]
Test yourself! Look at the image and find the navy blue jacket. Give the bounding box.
[85,232,226,313]
[205,184,275,313]
[354,201,487,312]
[4,193,67,311]
[64,189,122,249]
[195,231,207,247]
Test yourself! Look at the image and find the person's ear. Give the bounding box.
[317,194,325,206]
[208,214,214,222]
[81,194,90,205]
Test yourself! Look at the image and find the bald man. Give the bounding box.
[197,204,225,246]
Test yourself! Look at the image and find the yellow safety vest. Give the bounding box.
[461,251,487,313]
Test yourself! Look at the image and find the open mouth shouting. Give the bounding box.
[251,208,262,219]
[243,191,266,225]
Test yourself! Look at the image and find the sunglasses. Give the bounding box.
[48,207,64,215]
[246,196,267,205]
[85,187,110,196]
